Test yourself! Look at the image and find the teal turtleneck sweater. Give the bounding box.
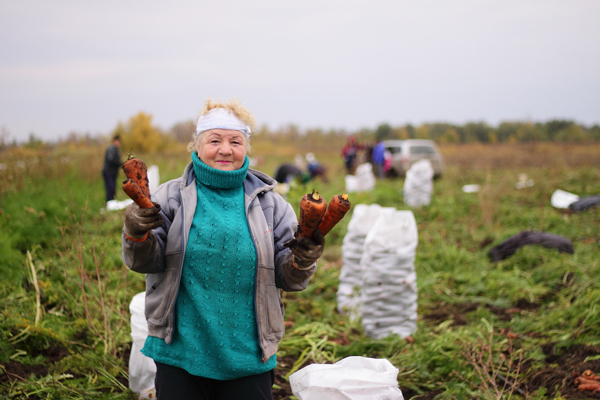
[142,152,277,379]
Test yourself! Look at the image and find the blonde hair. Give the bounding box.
[187,98,255,152]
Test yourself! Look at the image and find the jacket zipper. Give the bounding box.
[166,187,186,344]
[246,197,268,363]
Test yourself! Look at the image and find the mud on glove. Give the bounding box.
[285,228,325,270]
[124,201,163,240]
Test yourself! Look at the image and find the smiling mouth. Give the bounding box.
[216,160,232,164]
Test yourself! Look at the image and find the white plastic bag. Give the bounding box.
[129,292,156,396]
[551,189,579,209]
[338,204,390,318]
[345,163,376,193]
[360,209,418,339]
[105,199,134,211]
[289,356,404,400]
[147,165,160,195]
[403,159,434,207]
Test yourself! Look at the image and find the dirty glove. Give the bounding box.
[285,228,325,270]
[123,202,163,240]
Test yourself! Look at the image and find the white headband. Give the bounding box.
[196,108,251,138]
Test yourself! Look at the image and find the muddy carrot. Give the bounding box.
[575,377,598,386]
[122,179,154,208]
[582,370,600,380]
[122,153,151,199]
[297,189,327,239]
[317,194,351,236]
[577,383,600,391]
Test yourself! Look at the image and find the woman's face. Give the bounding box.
[196,129,247,171]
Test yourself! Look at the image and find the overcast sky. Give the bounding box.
[1,0,599,142]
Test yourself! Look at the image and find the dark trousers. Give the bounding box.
[154,361,275,400]
[102,170,117,202]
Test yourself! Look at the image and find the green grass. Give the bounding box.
[1,144,599,399]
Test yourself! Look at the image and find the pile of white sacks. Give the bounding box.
[337,204,418,339]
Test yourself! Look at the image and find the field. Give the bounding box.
[1,141,599,399]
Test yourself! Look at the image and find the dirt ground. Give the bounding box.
[421,301,600,398]
[2,333,600,399]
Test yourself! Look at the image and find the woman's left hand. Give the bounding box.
[286,229,325,270]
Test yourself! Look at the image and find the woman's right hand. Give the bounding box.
[124,202,163,239]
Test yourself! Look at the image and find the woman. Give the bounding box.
[122,99,324,400]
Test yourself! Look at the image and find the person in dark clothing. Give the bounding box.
[102,135,122,202]
[305,153,328,183]
[273,164,303,184]
[341,136,360,175]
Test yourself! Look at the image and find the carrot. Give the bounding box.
[578,383,600,391]
[122,179,154,208]
[317,194,351,236]
[582,370,600,380]
[297,189,327,239]
[122,152,151,199]
[575,377,597,385]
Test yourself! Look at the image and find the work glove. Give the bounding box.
[123,202,163,239]
[285,228,325,270]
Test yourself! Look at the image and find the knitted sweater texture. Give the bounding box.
[142,153,277,379]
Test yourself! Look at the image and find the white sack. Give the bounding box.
[129,292,156,395]
[106,199,134,211]
[345,175,362,193]
[345,163,376,193]
[147,165,160,195]
[338,204,390,318]
[289,356,403,400]
[361,209,418,339]
[551,189,580,209]
[403,159,434,207]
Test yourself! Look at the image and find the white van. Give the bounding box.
[382,139,444,178]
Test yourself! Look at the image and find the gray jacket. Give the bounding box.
[122,162,317,362]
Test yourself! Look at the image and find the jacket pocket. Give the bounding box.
[145,252,181,326]
[265,283,285,339]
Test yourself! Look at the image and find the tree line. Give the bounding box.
[2,114,599,153]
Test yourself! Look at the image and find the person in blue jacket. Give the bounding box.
[371,140,386,178]
[121,98,324,400]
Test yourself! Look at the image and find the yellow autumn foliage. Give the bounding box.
[112,112,164,153]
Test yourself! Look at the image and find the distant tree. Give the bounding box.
[545,120,574,141]
[405,124,416,139]
[497,122,521,143]
[23,133,45,149]
[428,123,456,142]
[463,122,492,143]
[515,123,542,142]
[114,112,164,153]
[589,125,600,141]
[0,126,9,152]
[170,120,196,144]
[555,124,586,142]
[438,128,460,143]
[374,123,393,141]
[391,126,409,139]
[415,124,429,139]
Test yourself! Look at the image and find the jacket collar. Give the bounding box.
[181,160,276,200]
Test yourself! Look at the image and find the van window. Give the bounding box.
[410,145,435,155]
[386,146,402,154]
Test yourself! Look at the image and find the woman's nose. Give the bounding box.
[219,142,232,155]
